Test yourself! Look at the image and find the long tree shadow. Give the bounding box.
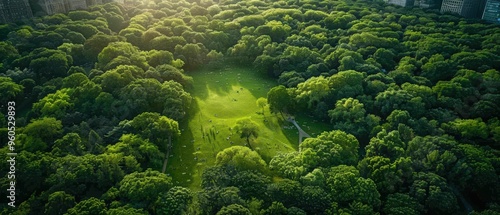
[189,68,239,100]
[166,122,196,187]
[166,95,201,187]
[189,64,277,101]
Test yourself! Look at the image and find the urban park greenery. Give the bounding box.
[0,0,499,214]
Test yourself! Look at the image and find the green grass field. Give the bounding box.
[166,65,331,190]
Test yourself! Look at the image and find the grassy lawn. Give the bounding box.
[166,65,331,190]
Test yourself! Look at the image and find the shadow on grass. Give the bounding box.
[189,64,277,101]
[167,96,200,187]
[167,123,196,187]
[189,67,239,100]
[261,114,283,131]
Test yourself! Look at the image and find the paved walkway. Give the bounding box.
[286,116,311,146]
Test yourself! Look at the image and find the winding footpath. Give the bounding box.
[286,116,311,147]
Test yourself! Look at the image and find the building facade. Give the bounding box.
[482,0,500,23]
[388,0,442,8]
[0,0,33,23]
[414,0,443,9]
[67,0,88,11]
[387,0,416,7]
[39,0,65,15]
[441,0,487,18]
[40,0,122,15]
[86,0,103,6]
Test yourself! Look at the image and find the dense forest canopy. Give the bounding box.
[1,0,500,214]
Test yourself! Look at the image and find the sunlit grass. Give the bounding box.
[166,65,297,190]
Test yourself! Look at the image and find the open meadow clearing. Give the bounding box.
[166,65,330,190]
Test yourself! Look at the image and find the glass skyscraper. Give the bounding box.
[441,0,487,18]
[482,0,500,23]
[0,0,33,23]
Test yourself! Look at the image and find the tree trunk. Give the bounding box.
[246,137,253,150]
[162,135,172,173]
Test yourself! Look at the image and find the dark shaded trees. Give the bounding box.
[267,85,293,117]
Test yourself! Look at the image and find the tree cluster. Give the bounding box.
[0,0,499,214]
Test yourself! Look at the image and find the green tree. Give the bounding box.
[456,144,498,203]
[23,117,62,147]
[261,202,288,215]
[326,166,381,210]
[96,64,141,94]
[230,35,271,59]
[256,20,291,43]
[146,64,193,88]
[443,118,489,140]
[216,204,252,215]
[299,186,332,214]
[230,170,271,200]
[146,50,173,67]
[62,72,89,88]
[234,119,259,149]
[358,156,410,195]
[269,152,306,180]
[199,187,246,215]
[328,70,365,100]
[52,133,85,156]
[267,85,293,117]
[28,49,72,79]
[373,48,396,70]
[295,76,330,109]
[83,34,121,61]
[0,41,19,62]
[375,89,425,118]
[119,169,173,207]
[406,136,469,184]
[421,54,457,83]
[150,36,187,52]
[123,112,180,171]
[215,146,267,173]
[160,80,192,121]
[119,78,163,115]
[106,134,163,169]
[33,88,73,118]
[154,115,181,172]
[104,12,125,32]
[278,71,305,87]
[299,130,359,169]
[68,10,98,20]
[267,179,302,208]
[66,197,106,215]
[107,206,147,215]
[97,41,147,70]
[365,129,406,160]
[410,172,459,214]
[256,97,268,116]
[154,186,193,215]
[174,43,207,69]
[0,77,23,103]
[44,191,76,215]
[201,165,234,189]
[383,193,423,215]
[46,154,139,197]
[300,168,326,188]
[328,98,380,139]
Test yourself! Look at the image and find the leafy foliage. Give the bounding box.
[1,0,499,214]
